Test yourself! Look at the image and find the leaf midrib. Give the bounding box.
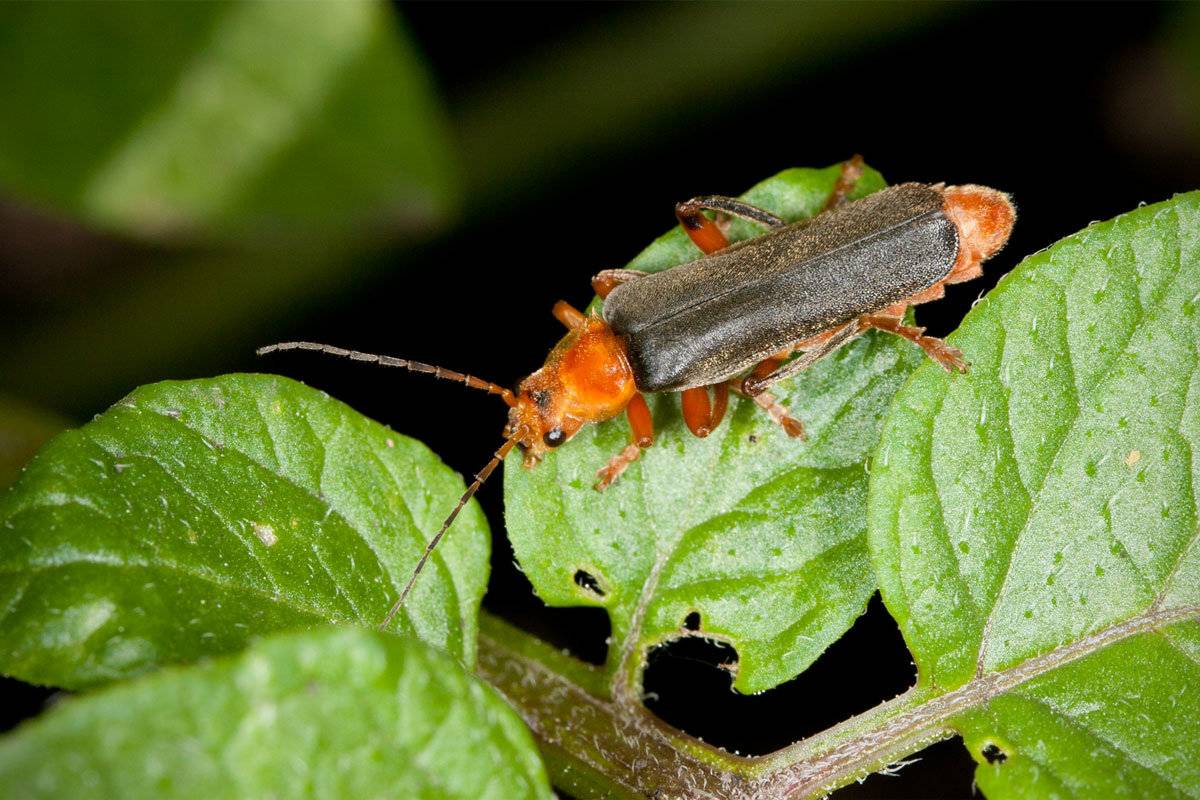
[761,603,1200,798]
[973,213,1194,673]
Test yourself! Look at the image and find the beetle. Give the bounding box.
[259,156,1015,625]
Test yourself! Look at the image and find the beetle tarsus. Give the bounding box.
[751,389,807,440]
[860,314,970,373]
[596,443,643,490]
[934,344,970,373]
[594,393,656,490]
[730,380,807,440]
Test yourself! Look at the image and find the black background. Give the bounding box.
[4,3,1197,798]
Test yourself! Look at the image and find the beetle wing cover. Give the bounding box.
[604,183,958,392]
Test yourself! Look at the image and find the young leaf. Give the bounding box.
[0,627,554,800]
[0,2,455,239]
[869,192,1200,796]
[0,374,489,689]
[505,164,925,696]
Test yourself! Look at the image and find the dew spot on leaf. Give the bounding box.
[251,522,277,547]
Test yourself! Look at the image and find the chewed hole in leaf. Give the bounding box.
[981,742,1009,765]
[572,569,607,598]
[644,596,916,756]
[682,611,701,632]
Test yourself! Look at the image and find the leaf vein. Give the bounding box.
[977,256,1194,670]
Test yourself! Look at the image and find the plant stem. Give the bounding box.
[478,604,1200,799]
[478,613,754,800]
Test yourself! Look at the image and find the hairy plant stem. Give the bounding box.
[477,604,1200,799]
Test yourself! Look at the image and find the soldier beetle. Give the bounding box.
[259,156,1015,626]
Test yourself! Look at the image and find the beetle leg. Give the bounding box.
[710,382,730,430]
[732,381,806,439]
[681,387,712,437]
[676,202,730,255]
[677,196,786,230]
[681,382,730,438]
[552,300,587,329]
[742,320,864,396]
[676,196,785,255]
[860,314,969,373]
[592,268,647,299]
[596,393,655,490]
[821,154,866,211]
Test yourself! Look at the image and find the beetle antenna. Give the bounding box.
[257,341,516,407]
[378,434,520,631]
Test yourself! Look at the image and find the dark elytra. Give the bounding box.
[603,183,959,392]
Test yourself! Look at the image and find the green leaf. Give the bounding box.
[869,192,1200,796]
[0,2,455,239]
[505,163,924,696]
[0,627,554,800]
[0,395,66,491]
[0,374,489,689]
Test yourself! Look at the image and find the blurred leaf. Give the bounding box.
[869,192,1200,796]
[455,3,956,203]
[1,237,358,415]
[0,374,489,689]
[0,1,455,240]
[1168,3,1200,146]
[0,627,553,800]
[0,396,66,491]
[0,1,459,413]
[505,164,925,696]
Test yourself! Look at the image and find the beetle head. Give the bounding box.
[507,369,584,467]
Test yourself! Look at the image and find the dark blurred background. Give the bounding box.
[2,3,1198,797]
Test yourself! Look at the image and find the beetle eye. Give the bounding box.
[543,428,566,447]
